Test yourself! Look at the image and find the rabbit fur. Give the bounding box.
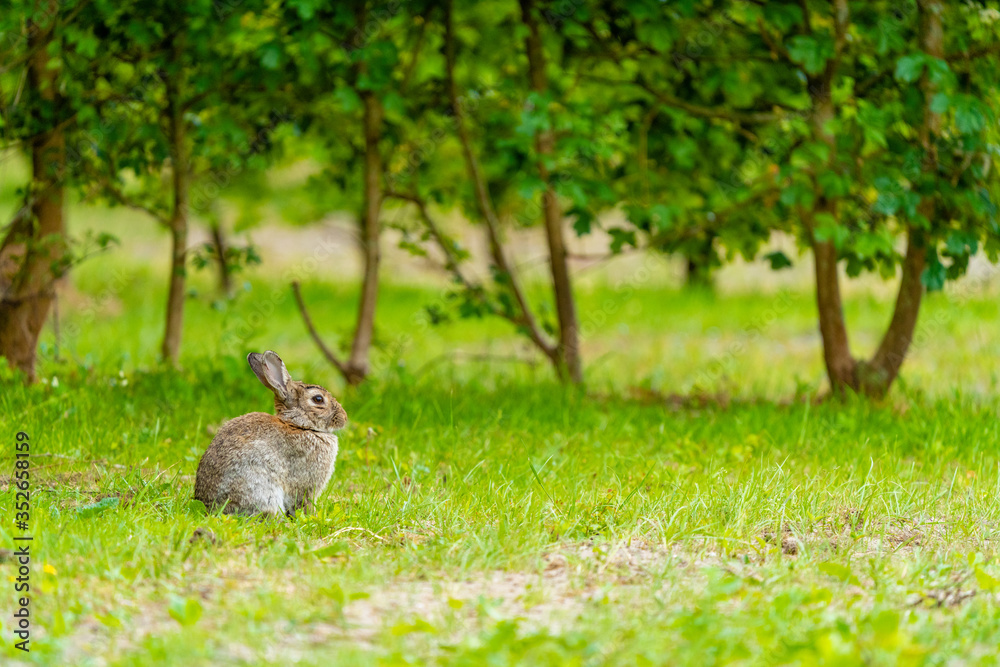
[194,351,347,517]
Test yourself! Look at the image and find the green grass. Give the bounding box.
[2,230,1000,665]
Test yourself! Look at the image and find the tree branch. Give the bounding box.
[291,281,349,377]
[646,186,779,250]
[756,17,790,61]
[442,0,556,361]
[400,16,427,93]
[832,0,849,59]
[384,190,475,289]
[799,0,812,33]
[587,74,780,124]
[0,0,92,74]
[97,179,170,225]
[383,190,569,350]
[945,41,1000,62]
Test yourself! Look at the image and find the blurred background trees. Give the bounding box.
[2,0,998,397]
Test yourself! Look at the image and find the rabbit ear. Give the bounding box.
[263,350,293,385]
[248,351,292,401]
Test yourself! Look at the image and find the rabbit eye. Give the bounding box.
[311,395,325,405]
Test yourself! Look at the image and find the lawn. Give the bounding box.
[2,240,1000,665]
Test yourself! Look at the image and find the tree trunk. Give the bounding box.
[0,9,67,381]
[344,90,383,386]
[0,213,31,298]
[805,0,939,399]
[683,233,716,291]
[519,0,583,384]
[161,65,189,366]
[855,1,942,397]
[806,2,858,396]
[210,222,233,296]
[297,7,384,387]
[861,229,926,394]
[810,227,857,393]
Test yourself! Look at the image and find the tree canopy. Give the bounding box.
[2,0,999,397]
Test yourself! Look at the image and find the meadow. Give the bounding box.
[2,218,1000,665]
[4,1,1000,663]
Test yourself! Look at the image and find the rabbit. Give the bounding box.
[194,351,348,517]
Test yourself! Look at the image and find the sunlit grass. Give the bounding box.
[1,226,1000,664]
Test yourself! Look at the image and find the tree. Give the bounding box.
[275,0,428,386]
[558,2,781,296]
[383,0,624,384]
[575,0,999,398]
[748,0,1000,397]
[79,0,282,365]
[434,0,575,380]
[0,2,75,380]
[517,0,583,382]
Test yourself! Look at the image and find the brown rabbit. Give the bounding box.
[194,351,347,517]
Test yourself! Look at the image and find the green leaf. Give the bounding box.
[873,192,901,216]
[944,231,977,258]
[954,97,986,135]
[70,29,100,58]
[76,496,118,518]
[168,597,203,627]
[333,87,363,114]
[853,231,890,259]
[311,542,349,559]
[636,21,675,52]
[929,93,950,114]
[95,613,122,628]
[260,43,282,70]
[787,35,835,75]
[187,499,207,514]
[812,213,849,249]
[382,91,406,117]
[817,171,849,198]
[901,191,922,219]
[871,609,900,640]
[289,0,321,19]
[818,562,860,585]
[974,567,1000,592]
[516,107,551,137]
[764,251,793,270]
[391,618,438,636]
[648,204,681,231]
[921,250,946,291]
[608,228,637,254]
[779,182,812,207]
[763,4,804,32]
[925,57,953,87]
[517,175,545,201]
[895,54,926,82]
[571,206,594,236]
[319,583,345,604]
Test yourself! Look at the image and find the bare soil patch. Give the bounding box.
[54,526,1000,664]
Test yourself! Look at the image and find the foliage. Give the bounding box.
[72,0,285,223]
[3,0,1000,383]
